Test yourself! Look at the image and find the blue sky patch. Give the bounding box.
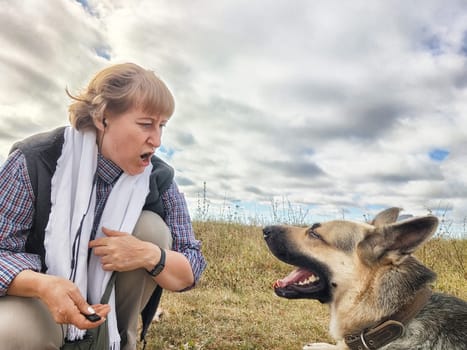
[423,34,443,56]
[95,46,111,60]
[461,31,467,56]
[157,145,175,160]
[429,148,449,162]
[301,147,315,156]
[75,0,92,14]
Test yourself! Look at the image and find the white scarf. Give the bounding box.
[44,126,152,349]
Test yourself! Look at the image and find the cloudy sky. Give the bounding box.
[1,0,466,232]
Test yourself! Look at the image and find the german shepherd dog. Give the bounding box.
[263,208,467,350]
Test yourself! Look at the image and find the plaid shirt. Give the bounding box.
[0,150,206,295]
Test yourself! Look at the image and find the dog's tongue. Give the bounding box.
[274,268,314,288]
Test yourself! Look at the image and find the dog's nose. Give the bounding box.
[263,226,275,239]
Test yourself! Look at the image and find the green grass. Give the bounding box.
[140,221,466,349]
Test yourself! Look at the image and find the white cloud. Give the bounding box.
[0,0,466,233]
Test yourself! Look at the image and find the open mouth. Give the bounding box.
[273,266,330,302]
[263,225,332,302]
[140,152,153,162]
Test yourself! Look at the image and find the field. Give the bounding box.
[140,221,467,349]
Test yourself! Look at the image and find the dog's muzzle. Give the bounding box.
[262,225,333,303]
[263,225,282,239]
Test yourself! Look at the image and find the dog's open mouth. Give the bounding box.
[273,267,328,301]
[263,225,332,302]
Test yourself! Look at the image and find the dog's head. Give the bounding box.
[263,208,438,304]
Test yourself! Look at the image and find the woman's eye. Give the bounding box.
[139,122,152,128]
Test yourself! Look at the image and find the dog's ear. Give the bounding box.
[370,207,402,226]
[358,215,438,265]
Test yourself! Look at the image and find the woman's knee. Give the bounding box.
[0,296,63,349]
[133,210,172,249]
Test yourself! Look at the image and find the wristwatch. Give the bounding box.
[146,247,166,277]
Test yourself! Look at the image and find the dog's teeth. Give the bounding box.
[296,275,319,286]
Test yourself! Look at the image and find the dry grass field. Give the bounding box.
[140,221,466,350]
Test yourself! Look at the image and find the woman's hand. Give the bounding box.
[38,274,110,328]
[89,227,155,271]
[8,270,110,329]
[90,227,195,291]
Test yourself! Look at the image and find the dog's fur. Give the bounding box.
[263,208,467,349]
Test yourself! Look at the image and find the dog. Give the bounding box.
[263,207,467,350]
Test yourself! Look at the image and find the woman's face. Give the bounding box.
[98,108,169,175]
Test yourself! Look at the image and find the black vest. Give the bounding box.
[10,126,175,342]
[10,126,174,272]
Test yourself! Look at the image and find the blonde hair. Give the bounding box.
[68,63,175,130]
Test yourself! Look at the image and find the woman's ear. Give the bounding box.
[93,117,106,131]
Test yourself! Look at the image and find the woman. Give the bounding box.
[0,63,206,349]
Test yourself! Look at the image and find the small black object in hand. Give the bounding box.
[83,313,101,322]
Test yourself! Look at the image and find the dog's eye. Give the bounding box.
[308,230,321,240]
[307,223,322,240]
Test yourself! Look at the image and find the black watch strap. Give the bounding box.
[146,247,166,277]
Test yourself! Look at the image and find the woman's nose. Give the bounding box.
[147,129,162,147]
